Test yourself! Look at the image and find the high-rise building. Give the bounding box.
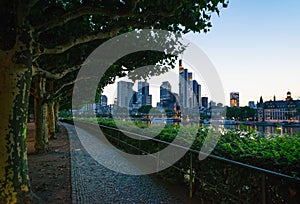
[179,59,201,109]
[187,72,193,108]
[201,97,208,109]
[179,59,188,108]
[159,81,179,110]
[192,80,201,108]
[100,95,107,106]
[160,81,171,102]
[230,92,240,107]
[117,81,133,108]
[137,81,152,106]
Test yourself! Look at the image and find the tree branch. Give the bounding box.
[54,81,75,97]
[28,0,40,10]
[34,1,140,34]
[35,27,121,56]
[34,64,81,79]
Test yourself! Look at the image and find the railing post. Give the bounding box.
[156,151,160,172]
[261,173,266,204]
[138,138,141,154]
[117,131,120,146]
[189,152,193,198]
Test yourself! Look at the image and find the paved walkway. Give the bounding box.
[63,123,183,204]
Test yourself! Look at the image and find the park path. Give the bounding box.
[63,123,183,204]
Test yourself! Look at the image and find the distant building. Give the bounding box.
[257,91,300,122]
[179,59,188,108]
[217,103,223,107]
[209,100,216,108]
[160,81,174,108]
[179,59,201,109]
[100,95,107,106]
[159,81,180,116]
[117,81,133,108]
[248,101,256,109]
[230,92,240,107]
[201,97,208,109]
[160,81,172,103]
[192,80,201,108]
[137,81,152,106]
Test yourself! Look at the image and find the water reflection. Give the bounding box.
[223,124,300,136]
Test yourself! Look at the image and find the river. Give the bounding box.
[223,123,300,136]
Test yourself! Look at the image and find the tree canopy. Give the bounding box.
[0,0,228,202]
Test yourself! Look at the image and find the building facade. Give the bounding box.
[137,81,152,106]
[257,92,300,122]
[179,59,201,109]
[201,97,208,109]
[100,95,107,106]
[179,59,188,108]
[117,81,133,108]
[230,92,240,107]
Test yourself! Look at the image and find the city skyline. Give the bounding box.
[111,74,300,109]
[103,0,300,106]
[104,64,298,108]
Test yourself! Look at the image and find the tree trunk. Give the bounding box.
[33,77,50,153]
[54,101,60,132]
[0,53,32,202]
[46,101,56,139]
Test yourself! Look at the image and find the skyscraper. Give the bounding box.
[179,59,201,109]
[137,81,152,106]
[179,60,188,108]
[187,72,193,108]
[230,92,240,107]
[201,97,208,109]
[192,80,201,108]
[117,81,133,108]
[160,81,171,102]
[100,95,107,106]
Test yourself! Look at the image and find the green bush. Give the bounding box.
[71,117,300,202]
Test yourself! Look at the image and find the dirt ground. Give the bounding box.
[26,123,71,204]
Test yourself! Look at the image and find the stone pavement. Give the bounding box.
[63,123,183,204]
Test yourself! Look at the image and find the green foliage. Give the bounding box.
[138,105,153,114]
[226,106,255,121]
[72,117,300,202]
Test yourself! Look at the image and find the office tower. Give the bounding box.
[160,81,171,102]
[137,81,152,106]
[230,92,240,107]
[160,81,178,109]
[192,80,201,108]
[201,97,208,109]
[179,59,188,108]
[198,84,202,106]
[178,59,202,109]
[187,72,193,108]
[100,95,107,106]
[117,81,133,108]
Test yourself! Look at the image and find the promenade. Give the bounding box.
[63,123,183,204]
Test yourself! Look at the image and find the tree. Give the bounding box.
[0,0,228,202]
[138,105,153,116]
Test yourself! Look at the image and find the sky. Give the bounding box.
[103,0,300,106]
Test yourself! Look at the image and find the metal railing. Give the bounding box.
[69,120,300,203]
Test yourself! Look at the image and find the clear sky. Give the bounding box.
[186,0,300,106]
[103,0,300,106]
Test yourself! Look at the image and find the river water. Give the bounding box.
[223,124,300,136]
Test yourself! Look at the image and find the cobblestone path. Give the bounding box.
[63,123,183,204]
